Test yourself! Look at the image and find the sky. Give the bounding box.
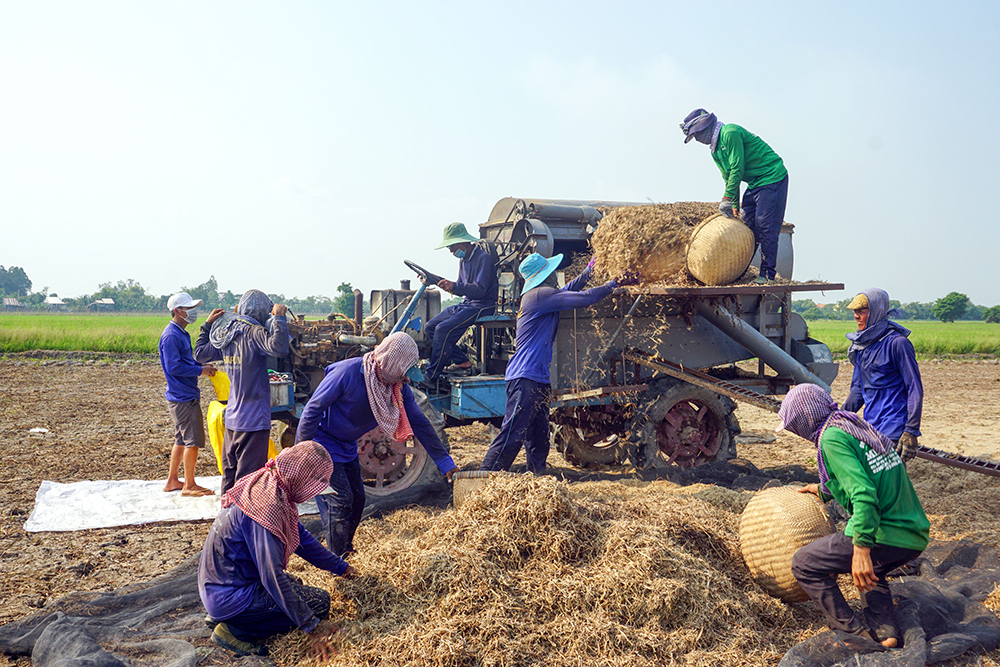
[2,1,999,306]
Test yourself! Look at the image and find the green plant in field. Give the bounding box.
[933,292,971,323]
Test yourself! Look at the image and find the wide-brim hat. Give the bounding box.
[519,252,563,294]
[435,222,480,250]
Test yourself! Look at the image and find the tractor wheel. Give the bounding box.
[550,405,630,468]
[359,387,449,497]
[628,380,739,469]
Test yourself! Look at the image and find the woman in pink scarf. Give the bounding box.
[295,332,459,557]
[198,442,354,657]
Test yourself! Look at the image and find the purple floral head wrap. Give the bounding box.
[777,383,895,493]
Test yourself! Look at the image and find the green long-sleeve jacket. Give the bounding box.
[711,124,788,203]
[818,427,929,551]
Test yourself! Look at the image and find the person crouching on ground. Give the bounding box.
[777,383,929,648]
[295,331,458,557]
[159,292,216,497]
[479,254,623,475]
[199,441,354,658]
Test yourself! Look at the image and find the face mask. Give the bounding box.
[454,249,466,259]
[183,308,199,324]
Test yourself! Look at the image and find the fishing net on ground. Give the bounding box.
[2,472,999,667]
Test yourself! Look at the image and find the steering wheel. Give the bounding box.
[403,260,443,287]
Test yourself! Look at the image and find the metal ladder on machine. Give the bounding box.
[623,347,1000,478]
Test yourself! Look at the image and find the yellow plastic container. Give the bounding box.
[206,370,279,475]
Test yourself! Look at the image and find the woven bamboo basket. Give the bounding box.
[686,214,756,285]
[739,486,832,602]
[452,471,515,509]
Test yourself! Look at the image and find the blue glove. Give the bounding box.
[719,198,734,218]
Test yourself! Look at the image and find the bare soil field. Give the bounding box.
[1,355,998,665]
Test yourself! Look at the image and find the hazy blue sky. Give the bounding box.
[2,1,998,306]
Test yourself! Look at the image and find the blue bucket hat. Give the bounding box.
[519,252,563,294]
[680,108,716,143]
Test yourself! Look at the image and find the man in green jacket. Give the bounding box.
[680,108,789,283]
[777,383,929,648]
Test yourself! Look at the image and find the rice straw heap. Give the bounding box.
[274,476,807,667]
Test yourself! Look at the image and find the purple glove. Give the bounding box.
[587,257,596,271]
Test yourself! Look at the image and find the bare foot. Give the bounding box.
[881,637,898,648]
[181,486,216,497]
[164,482,183,492]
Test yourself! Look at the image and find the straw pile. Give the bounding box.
[590,202,718,284]
[273,476,810,667]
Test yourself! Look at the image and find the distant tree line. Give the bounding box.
[792,292,998,323]
[0,268,367,316]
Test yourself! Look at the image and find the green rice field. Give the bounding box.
[2,313,999,357]
[806,320,1000,357]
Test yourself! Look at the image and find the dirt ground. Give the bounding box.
[1,354,998,665]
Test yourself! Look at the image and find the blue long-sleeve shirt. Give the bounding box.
[198,505,349,633]
[505,266,616,384]
[159,321,203,403]
[194,317,290,432]
[451,244,497,309]
[295,357,457,473]
[843,331,923,441]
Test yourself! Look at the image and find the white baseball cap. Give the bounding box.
[167,292,203,313]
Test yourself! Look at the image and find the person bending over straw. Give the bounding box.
[295,331,459,557]
[199,441,354,658]
[776,383,929,649]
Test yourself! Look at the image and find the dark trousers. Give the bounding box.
[424,305,491,380]
[315,457,365,557]
[791,532,921,639]
[742,173,789,280]
[480,378,550,475]
[221,429,270,494]
[225,581,330,642]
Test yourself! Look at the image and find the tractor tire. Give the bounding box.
[550,405,631,468]
[627,378,740,470]
[359,387,449,498]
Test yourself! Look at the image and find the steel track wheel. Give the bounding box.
[358,387,449,497]
[550,406,629,468]
[629,380,739,469]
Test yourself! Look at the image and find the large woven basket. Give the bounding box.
[686,214,756,285]
[452,471,515,509]
[739,486,832,602]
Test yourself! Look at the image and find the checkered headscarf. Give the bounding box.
[222,441,333,567]
[362,332,416,442]
[777,383,895,493]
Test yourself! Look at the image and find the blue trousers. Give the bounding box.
[742,173,789,280]
[225,580,330,642]
[480,378,551,475]
[315,457,365,557]
[424,305,492,380]
[791,531,920,639]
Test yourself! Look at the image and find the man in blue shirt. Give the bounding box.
[480,254,618,475]
[159,292,216,497]
[843,288,923,462]
[296,332,458,556]
[422,222,497,382]
[195,290,290,493]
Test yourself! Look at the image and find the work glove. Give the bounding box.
[896,432,918,463]
[719,198,735,218]
[587,256,597,271]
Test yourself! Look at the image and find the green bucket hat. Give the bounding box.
[435,222,479,250]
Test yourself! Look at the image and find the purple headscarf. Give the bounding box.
[845,288,910,364]
[777,383,895,493]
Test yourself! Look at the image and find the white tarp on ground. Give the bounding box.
[24,476,319,532]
